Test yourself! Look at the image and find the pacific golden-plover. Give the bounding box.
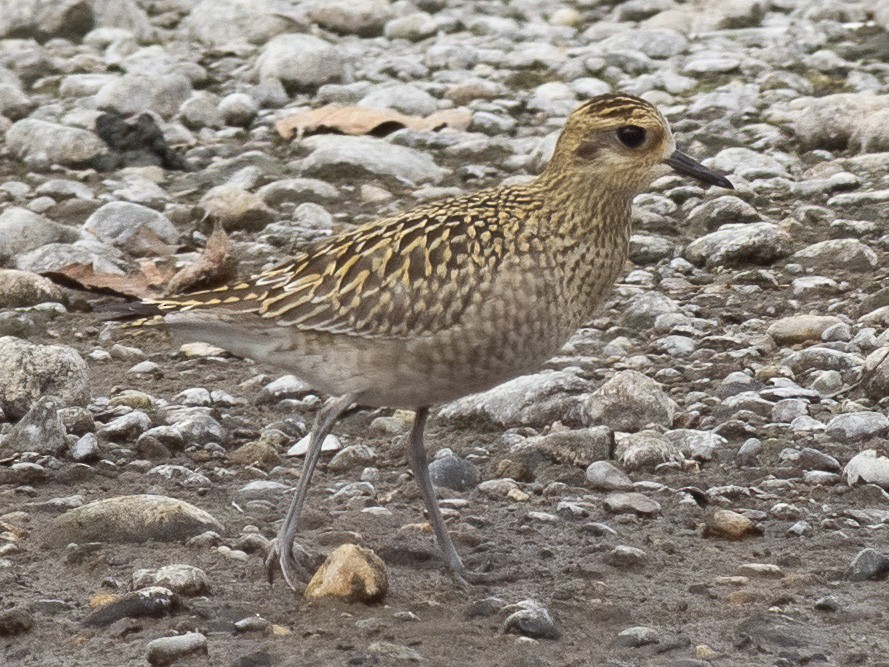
[128,93,733,589]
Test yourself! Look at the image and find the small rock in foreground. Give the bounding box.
[703,509,762,540]
[146,632,208,667]
[305,544,388,604]
[502,599,560,640]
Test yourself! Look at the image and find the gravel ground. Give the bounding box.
[3,0,889,665]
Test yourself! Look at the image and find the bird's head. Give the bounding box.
[543,93,733,194]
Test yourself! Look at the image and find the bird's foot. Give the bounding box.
[264,537,314,592]
[450,559,513,589]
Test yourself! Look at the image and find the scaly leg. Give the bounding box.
[266,392,359,590]
[408,408,504,586]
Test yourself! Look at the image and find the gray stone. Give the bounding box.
[95,73,192,119]
[629,234,674,264]
[70,432,100,462]
[133,564,209,596]
[620,292,678,330]
[218,93,258,127]
[328,444,377,472]
[687,195,760,231]
[864,347,889,400]
[359,83,437,117]
[297,135,444,185]
[439,368,588,428]
[15,239,129,275]
[604,544,648,567]
[616,625,661,647]
[44,494,223,545]
[199,185,274,231]
[603,492,661,516]
[257,34,344,90]
[179,92,224,130]
[384,12,438,41]
[428,451,480,491]
[146,632,208,666]
[666,429,727,461]
[846,548,889,581]
[237,480,291,501]
[256,374,313,403]
[502,599,560,640]
[309,0,392,36]
[520,427,613,468]
[600,28,688,58]
[585,460,632,491]
[614,430,683,470]
[787,347,863,374]
[826,413,889,443]
[184,0,305,46]
[584,370,676,432]
[0,83,34,119]
[0,337,89,420]
[0,208,81,264]
[0,269,64,307]
[287,434,340,457]
[257,179,338,206]
[791,239,877,272]
[769,93,889,150]
[3,395,66,455]
[685,223,793,268]
[844,449,889,488]
[0,0,151,41]
[767,315,843,345]
[100,411,152,440]
[83,202,178,254]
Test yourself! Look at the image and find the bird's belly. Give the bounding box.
[285,318,572,409]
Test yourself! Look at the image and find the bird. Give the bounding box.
[122,93,733,590]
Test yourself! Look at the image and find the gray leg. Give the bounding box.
[266,392,359,590]
[408,408,509,586]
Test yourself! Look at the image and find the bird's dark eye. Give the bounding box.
[616,125,646,148]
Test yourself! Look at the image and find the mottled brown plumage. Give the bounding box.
[133,93,732,589]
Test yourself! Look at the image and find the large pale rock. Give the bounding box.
[0,338,90,420]
[305,544,388,603]
[685,223,792,268]
[767,315,843,345]
[256,34,344,89]
[2,395,67,455]
[44,495,223,545]
[439,369,589,428]
[0,270,64,307]
[83,201,179,253]
[791,239,877,272]
[583,371,676,432]
[308,0,393,36]
[765,93,889,150]
[5,119,107,168]
[296,135,444,185]
[844,450,889,489]
[184,0,306,46]
[0,208,80,264]
[0,0,152,40]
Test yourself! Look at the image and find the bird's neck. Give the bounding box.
[532,170,634,241]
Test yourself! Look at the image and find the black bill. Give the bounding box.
[665,150,733,189]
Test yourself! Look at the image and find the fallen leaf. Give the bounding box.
[41,262,172,300]
[275,104,472,140]
[165,225,236,295]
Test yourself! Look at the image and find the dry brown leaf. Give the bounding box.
[41,262,172,300]
[275,104,472,140]
[165,224,236,296]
